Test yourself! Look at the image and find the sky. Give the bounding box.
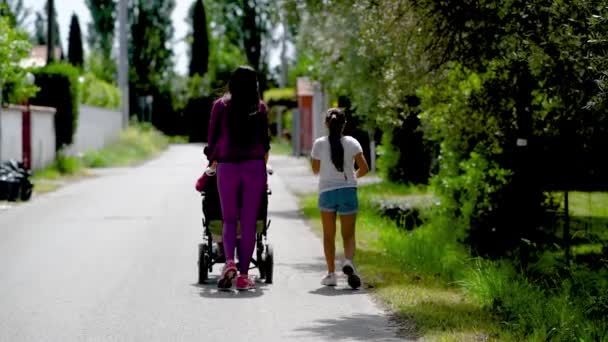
[22,0,284,76]
[23,0,195,76]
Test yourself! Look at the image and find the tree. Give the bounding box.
[1,0,30,28]
[294,0,608,259]
[67,13,84,68]
[208,0,272,72]
[129,0,175,93]
[46,0,57,63]
[34,12,45,44]
[188,0,209,77]
[85,0,116,83]
[128,0,176,127]
[85,0,115,61]
[32,2,61,48]
[0,14,38,105]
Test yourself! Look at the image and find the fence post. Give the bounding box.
[0,82,3,161]
[292,109,300,156]
[22,105,31,169]
[369,130,376,173]
[564,191,571,264]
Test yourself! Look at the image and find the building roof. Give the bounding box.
[20,45,62,68]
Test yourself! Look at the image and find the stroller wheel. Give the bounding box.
[264,244,274,284]
[257,244,266,279]
[198,244,209,284]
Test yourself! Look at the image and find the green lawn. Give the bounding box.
[550,191,608,247]
[569,192,608,218]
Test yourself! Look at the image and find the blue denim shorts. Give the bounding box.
[318,187,358,215]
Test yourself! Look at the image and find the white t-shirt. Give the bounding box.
[311,136,363,193]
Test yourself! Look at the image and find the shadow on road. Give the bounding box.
[277,260,327,274]
[191,276,270,299]
[293,313,403,341]
[308,286,367,296]
[268,209,304,220]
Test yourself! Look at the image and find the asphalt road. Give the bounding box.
[0,145,405,342]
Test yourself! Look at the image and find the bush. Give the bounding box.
[377,97,435,185]
[183,95,213,142]
[380,210,468,282]
[55,154,83,174]
[376,131,401,180]
[462,260,608,341]
[81,73,121,110]
[31,63,80,150]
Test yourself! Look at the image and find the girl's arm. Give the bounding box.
[354,152,369,178]
[311,159,321,175]
[310,138,322,175]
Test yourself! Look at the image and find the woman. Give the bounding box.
[310,108,369,289]
[205,66,270,290]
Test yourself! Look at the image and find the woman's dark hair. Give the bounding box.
[226,65,261,147]
[326,108,346,172]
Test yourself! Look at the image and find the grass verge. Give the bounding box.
[32,123,168,194]
[270,139,293,156]
[300,182,503,341]
[299,182,608,341]
[80,123,169,167]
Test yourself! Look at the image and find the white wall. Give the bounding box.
[0,107,23,163]
[65,105,122,156]
[30,106,56,170]
[0,105,56,170]
[312,82,328,141]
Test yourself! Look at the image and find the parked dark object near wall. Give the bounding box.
[0,160,33,202]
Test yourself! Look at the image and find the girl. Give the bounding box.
[205,66,270,290]
[310,108,369,289]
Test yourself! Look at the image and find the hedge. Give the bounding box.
[31,63,80,150]
[81,73,121,110]
[263,88,296,107]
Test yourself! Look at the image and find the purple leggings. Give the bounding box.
[217,159,267,274]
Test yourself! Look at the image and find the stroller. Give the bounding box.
[197,169,274,285]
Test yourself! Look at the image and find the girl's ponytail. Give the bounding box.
[326,108,346,172]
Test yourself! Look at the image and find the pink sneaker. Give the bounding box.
[218,260,237,289]
[236,274,255,290]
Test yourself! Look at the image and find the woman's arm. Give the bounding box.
[261,102,271,162]
[354,152,369,178]
[205,99,223,164]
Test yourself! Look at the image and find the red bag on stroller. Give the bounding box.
[195,167,217,192]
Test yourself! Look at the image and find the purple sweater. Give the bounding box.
[204,97,270,163]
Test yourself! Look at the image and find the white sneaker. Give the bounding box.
[342,259,361,289]
[321,273,337,286]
